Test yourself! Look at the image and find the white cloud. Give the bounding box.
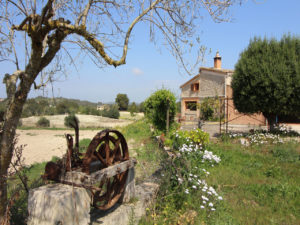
[131,67,144,75]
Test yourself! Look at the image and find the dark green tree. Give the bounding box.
[144,89,177,132]
[231,35,300,130]
[115,94,129,111]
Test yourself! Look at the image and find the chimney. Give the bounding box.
[214,51,221,69]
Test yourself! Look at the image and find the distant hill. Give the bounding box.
[34,96,98,107]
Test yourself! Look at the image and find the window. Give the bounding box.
[186,101,197,111]
[191,83,199,92]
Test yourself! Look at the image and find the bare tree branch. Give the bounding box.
[7,0,27,16]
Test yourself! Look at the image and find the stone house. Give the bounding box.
[97,104,109,111]
[180,53,266,126]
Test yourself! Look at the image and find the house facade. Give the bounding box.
[180,53,266,126]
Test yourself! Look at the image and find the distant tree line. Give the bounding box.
[0,96,145,121]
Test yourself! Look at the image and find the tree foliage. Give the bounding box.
[129,102,138,116]
[231,35,300,127]
[115,94,129,111]
[144,89,177,132]
[138,102,145,113]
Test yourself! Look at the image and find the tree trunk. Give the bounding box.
[0,24,66,222]
[0,170,8,224]
[0,77,32,223]
[264,113,277,132]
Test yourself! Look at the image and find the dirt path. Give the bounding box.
[16,129,100,166]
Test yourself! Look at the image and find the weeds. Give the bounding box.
[141,129,224,224]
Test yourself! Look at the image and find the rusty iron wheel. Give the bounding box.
[83,129,130,210]
[92,170,128,210]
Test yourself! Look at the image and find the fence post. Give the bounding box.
[166,98,170,135]
[226,97,229,133]
[219,98,221,135]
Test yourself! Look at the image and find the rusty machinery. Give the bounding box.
[42,121,135,211]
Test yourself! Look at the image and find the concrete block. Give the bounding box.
[28,183,91,225]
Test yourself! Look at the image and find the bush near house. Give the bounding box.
[144,89,177,132]
[200,97,220,121]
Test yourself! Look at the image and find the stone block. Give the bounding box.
[121,167,135,203]
[28,183,91,225]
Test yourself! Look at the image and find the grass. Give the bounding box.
[204,141,300,225]
[139,139,300,225]
[120,119,162,183]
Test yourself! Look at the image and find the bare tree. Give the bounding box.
[0,0,242,221]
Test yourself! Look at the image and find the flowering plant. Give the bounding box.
[162,129,223,217]
[170,128,209,150]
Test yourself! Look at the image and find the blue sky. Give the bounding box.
[1,0,300,103]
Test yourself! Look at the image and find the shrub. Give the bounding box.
[168,128,210,150]
[144,89,176,132]
[36,117,50,127]
[101,104,120,119]
[271,124,300,137]
[200,97,219,121]
[129,102,138,116]
[64,114,79,128]
[146,129,221,224]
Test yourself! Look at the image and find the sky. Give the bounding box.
[1,0,300,104]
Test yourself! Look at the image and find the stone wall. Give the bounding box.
[181,72,225,99]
